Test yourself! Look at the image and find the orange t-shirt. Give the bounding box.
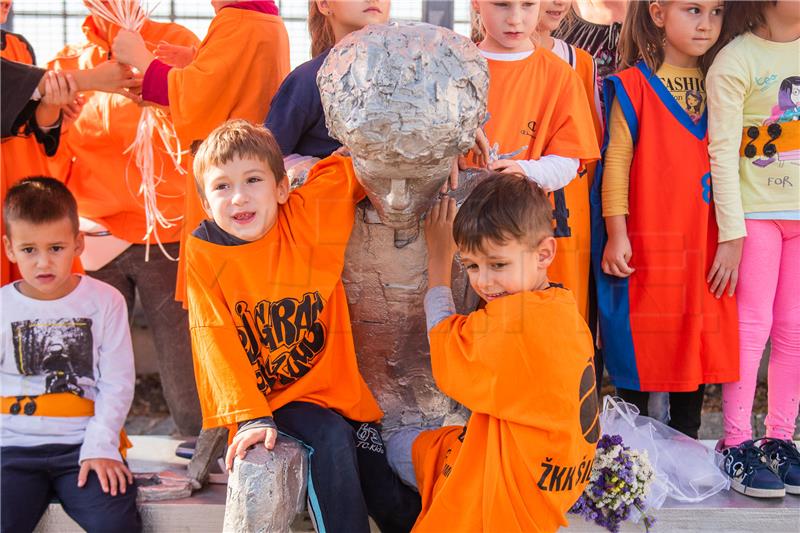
[186,156,382,430]
[168,8,290,301]
[483,48,600,320]
[1,31,54,284]
[412,288,599,533]
[48,17,200,246]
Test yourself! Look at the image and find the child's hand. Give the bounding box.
[78,458,133,496]
[36,71,79,127]
[155,41,196,68]
[80,61,142,101]
[425,197,458,287]
[225,426,278,472]
[41,71,79,107]
[489,159,524,175]
[62,93,86,128]
[707,237,743,298]
[112,29,154,72]
[602,234,635,278]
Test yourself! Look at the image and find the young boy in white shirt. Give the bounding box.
[1,177,140,533]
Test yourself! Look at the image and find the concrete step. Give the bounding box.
[34,437,800,533]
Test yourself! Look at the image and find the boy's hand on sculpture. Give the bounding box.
[602,234,635,278]
[425,197,458,287]
[225,426,278,471]
[155,41,196,68]
[707,237,743,298]
[489,159,524,175]
[78,458,134,496]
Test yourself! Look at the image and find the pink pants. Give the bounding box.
[723,219,800,446]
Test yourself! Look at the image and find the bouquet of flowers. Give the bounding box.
[571,434,656,532]
[85,0,185,261]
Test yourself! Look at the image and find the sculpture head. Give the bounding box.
[318,22,488,233]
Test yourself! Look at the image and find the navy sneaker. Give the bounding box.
[758,438,800,495]
[719,440,785,498]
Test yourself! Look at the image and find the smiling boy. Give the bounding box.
[1,177,138,533]
[407,173,599,532]
[186,120,420,533]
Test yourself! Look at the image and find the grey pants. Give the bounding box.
[89,243,202,435]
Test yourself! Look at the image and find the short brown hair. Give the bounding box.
[453,172,553,253]
[3,177,79,236]
[193,119,286,198]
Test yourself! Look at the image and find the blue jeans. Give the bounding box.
[273,402,421,533]
[1,443,141,533]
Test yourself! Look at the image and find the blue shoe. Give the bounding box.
[719,440,785,498]
[758,438,800,495]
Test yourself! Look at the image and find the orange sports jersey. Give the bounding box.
[482,48,600,320]
[1,31,53,284]
[168,8,290,301]
[412,288,600,533]
[186,155,382,430]
[48,17,200,246]
[591,62,739,391]
[552,44,604,321]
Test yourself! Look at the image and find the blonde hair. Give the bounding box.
[309,1,336,58]
[193,120,286,199]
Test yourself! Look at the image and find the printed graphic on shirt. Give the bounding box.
[659,74,706,124]
[745,76,800,171]
[537,455,595,492]
[235,292,327,395]
[11,318,94,396]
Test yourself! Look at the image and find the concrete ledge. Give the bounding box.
[33,437,800,533]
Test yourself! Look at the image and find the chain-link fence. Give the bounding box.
[3,1,473,68]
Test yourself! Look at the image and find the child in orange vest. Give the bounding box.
[1,178,138,532]
[470,0,600,321]
[186,120,419,533]
[536,0,604,322]
[111,1,291,302]
[395,174,598,533]
[594,0,736,439]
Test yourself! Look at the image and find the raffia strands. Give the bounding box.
[86,0,186,261]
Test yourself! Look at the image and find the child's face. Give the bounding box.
[3,217,84,300]
[473,0,540,53]
[791,84,800,106]
[320,0,391,33]
[651,0,723,62]
[201,156,289,242]
[459,235,555,302]
[537,0,570,34]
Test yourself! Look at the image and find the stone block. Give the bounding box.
[223,438,307,533]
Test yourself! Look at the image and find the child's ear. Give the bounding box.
[537,236,557,269]
[317,0,331,16]
[74,232,85,257]
[2,235,16,264]
[649,1,666,28]
[276,175,290,205]
[471,0,480,14]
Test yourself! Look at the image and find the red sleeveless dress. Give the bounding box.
[591,62,739,392]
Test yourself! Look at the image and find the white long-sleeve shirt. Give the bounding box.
[0,275,135,462]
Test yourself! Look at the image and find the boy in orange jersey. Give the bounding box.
[394,174,599,533]
[48,3,203,435]
[186,120,419,533]
[111,0,291,301]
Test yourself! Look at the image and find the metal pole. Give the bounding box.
[422,0,454,29]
